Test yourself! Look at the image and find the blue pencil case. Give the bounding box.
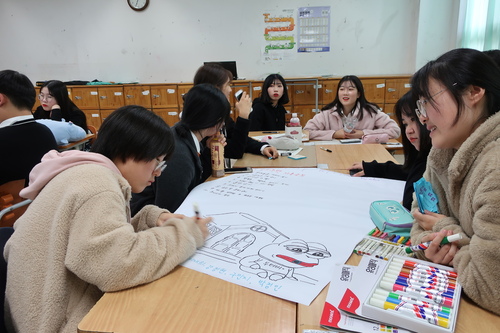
[369,200,414,237]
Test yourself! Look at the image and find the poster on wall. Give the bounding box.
[261,9,297,62]
[297,6,331,53]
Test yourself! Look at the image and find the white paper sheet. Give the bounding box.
[175,168,405,305]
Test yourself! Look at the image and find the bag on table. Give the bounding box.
[369,200,413,237]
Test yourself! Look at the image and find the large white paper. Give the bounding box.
[175,168,404,305]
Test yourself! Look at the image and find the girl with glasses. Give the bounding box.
[131,84,230,215]
[304,75,401,140]
[33,80,88,132]
[410,48,500,315]
[348,91,432,210]
[4,105,211,332]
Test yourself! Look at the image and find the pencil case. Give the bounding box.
[369,200,413,237]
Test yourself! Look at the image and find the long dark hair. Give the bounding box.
[259,74,290,105]
[395,91,431,171]
[411,48,500,126]
[176,84,230,138]
[0,69,35,110]
[193,64,232,89]
[322,75,379,121]
[91,105,174,163]
[41,80,77,114]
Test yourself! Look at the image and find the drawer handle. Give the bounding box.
[325,89,333,93]
[295,90,304,94]
[74,96,82,100]
[126,95,134,98]
[153,94,160,98]
[100,96,107,99]
[387,88,396,92]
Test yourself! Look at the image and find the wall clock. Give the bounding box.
[128,0,149,11]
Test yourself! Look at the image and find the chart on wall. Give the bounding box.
[261,9,297,62]
[175,168,404,305]
[297,6,331,53]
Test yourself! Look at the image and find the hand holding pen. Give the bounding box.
[193,203,211,239]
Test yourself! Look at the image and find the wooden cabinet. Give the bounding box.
[151,85,179,109]
[176,84,192,111]
[123,85,152,108]
[72,87,100,110]
[153,109,180,127]
[97,86,124,110]
[385,78,412,104]
[83,110,102,129]
[33,87,41,111]
[360,78,386,106]
[319,79,339,108]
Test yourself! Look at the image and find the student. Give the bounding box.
[249,74,290,131]
[4,105,211,333]
[193,64,279,178]
[130,84,229,214]
[409,48,500,315]
[33,80,88,132]
[348,91,431,210]
[0,69,57,186]
[304,75,400,140]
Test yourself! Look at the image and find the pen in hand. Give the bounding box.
[320,147,332,153]
[193,202,200,219]
[405,233,463,253]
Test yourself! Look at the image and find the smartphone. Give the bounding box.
[340,139,362,144]
[224,167,253,174]
[349,168,363,176]
[235,89,244,101]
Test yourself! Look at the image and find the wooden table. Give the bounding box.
[57,133,95,151]
[233,145,317,168]
[78,144,500,333]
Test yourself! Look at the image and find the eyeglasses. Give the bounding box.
[38,93,54,101]
[154,159,167,173]
[415,83,457,118]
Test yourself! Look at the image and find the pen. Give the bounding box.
[193,202,200,219]
[405,234,463,254]
[320,147,332,153]
[262,131,279,134]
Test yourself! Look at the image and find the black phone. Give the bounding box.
[349,168,362,176]
[225,167,253,174]
[235,89,244,101]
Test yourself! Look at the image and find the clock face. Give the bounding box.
[128,0,149,11]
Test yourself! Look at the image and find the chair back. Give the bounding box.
[0,180,29,227]
[87,125,97,146]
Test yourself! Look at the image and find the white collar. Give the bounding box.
[0,115,34,128]
[190,131,201,154]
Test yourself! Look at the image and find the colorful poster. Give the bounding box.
[297,6,331,52]
[261,9,297,62]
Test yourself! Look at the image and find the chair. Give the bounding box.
[87,125,97,146]
[0,180,30,228]
[0,227,14,333]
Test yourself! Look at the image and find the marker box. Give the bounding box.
[362,255,461,333]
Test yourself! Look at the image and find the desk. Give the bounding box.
[233,145,317,168]
[78,144,499,333]
[57,133,95,151]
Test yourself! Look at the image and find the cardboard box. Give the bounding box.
[362,255,461,333]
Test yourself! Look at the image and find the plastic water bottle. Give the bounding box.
[286,113,303,142]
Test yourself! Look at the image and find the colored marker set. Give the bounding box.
[362,256,461,333]
[353,228,413,260]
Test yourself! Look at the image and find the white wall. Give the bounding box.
[0,0,459,84]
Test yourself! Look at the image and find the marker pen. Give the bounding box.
[386,269,456,288]
[369,297,450,328]
[379,280,454,307]
[371,293,450,319]
[385,272,455,290]
[386,267,456,283]
[373,289,451,313]
[405,234,463,253]
[193,202,201,219]
[383,275,455,297]
[382,277,455,299]
[320,147,332,153]
[391,258,458,279]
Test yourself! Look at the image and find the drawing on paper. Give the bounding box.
[197,212,331,285]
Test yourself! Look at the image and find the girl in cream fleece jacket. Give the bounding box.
[4,106,210,333]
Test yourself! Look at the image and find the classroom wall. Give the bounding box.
[0,0,459,84]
